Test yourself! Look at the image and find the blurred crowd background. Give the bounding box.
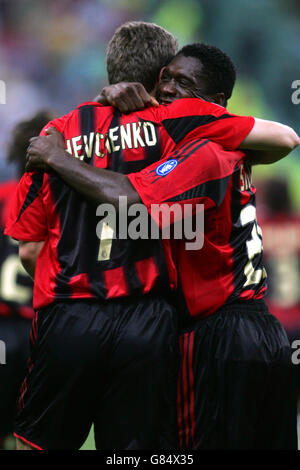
[0,0,300,200]
[0,0,299,448]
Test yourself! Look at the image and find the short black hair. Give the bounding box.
[7,110,56,179]
[177,43,236,103]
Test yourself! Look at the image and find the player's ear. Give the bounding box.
[158,67,166,83]
[210,92,225,106]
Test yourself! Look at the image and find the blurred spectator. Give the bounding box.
[257,178,300,397]
[0,110,55,449]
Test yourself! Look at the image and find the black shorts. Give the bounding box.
[0,316,32,437]
[14,295,179,450]
[177,300,298,450]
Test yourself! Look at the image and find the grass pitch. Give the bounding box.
[80,426,96,450]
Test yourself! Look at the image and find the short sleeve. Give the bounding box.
[4,113,71,242]
[4,172,47,242]
[156,98,255,150]
[127,140,242,228]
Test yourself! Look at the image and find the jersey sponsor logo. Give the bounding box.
[155,159,178,176]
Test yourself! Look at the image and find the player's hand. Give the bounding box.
[25,127,66,172]
[94,82,159,113]
[26,135,52,172]
[44,126,65,148]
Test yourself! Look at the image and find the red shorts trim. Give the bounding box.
[14,432,43,450]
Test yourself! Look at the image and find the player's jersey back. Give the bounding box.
[173,158,267,323]
[5,100,254,309]
[128,139,267,323]
[0,181,34,318]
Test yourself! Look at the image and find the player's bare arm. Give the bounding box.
[95,82,159,114]
[26,128,140,208]
[19,241,44,280]
[238,117,300,163]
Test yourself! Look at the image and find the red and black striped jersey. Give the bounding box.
[0,181,34,319]
[128,139,267,322]
[5,99,254,309]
